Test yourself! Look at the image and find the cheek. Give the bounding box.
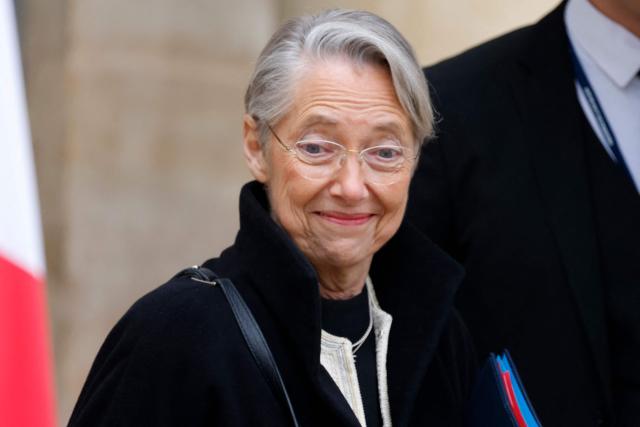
[376,180,410,237]
[267,160,320,232]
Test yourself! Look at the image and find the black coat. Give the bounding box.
[407,3,613,426]
[69,181,475,427]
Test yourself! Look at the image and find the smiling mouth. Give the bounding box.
[316,211,375,226]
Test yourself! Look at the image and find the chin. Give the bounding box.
[315,242,373,269]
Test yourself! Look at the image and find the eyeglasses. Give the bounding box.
[267,124,416,185]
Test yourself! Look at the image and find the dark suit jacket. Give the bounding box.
[68,181,476,427]
[407,3,613,426]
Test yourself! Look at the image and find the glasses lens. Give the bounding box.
[360,145,409,185]
[361,145,406,171]
[290,140,339,180]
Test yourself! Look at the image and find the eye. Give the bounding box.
[367,145,403,161]
[377,147,400,159]
[294,140,341,164]
[363,145,408,171]
[300,142,323,155]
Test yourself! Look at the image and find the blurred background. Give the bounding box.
[13,0,559,424]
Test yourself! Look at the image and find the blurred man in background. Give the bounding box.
[408,0,640,425]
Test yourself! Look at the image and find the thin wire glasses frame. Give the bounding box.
[266,124,417,185]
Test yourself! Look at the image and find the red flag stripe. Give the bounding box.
[0,255,56,427]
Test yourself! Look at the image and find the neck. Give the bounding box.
[315,260,371,300]
[590,0,640,38]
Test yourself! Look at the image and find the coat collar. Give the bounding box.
[371,218,464,424]
[217,181,322,374]
[208,181,463,425]
[509,2,612,407]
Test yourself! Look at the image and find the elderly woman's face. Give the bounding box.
[244,57,414,271]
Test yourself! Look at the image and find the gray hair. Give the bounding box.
[244,9,433,147]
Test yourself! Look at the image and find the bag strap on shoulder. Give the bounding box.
[175,266,300,427]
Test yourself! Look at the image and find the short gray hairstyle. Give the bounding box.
[244,9,433,147]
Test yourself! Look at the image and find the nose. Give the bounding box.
[328,152,368,202]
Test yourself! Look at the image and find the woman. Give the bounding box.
[68,9,475,427]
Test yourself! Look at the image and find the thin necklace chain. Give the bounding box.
[352,294,373,354]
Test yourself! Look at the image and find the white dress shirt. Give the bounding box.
[565,0,640,192]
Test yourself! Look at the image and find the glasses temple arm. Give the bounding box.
[266,123,292,152]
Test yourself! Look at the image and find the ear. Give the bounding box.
[243,114,269,183]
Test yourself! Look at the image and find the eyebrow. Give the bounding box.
[298,114,407,136]
[297,114,339,129]
[371,121,406,136]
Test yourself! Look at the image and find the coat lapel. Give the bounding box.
[508,3,612,405]
[314,369,363,426]
[371,221,463,425]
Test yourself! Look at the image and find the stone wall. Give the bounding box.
[18,0,560,424]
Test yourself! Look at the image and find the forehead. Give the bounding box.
[283,57,411,135]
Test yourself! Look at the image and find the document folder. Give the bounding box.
[466,350,542,427]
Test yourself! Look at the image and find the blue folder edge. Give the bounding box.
[466,353,519,426]
[497,351,542,427]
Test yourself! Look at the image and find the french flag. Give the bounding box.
[0,0,57,425]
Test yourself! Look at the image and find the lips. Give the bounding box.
[316,211,374,226]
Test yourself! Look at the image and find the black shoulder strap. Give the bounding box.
[175,266,300,427]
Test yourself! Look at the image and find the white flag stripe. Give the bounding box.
[0,0,45,277]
